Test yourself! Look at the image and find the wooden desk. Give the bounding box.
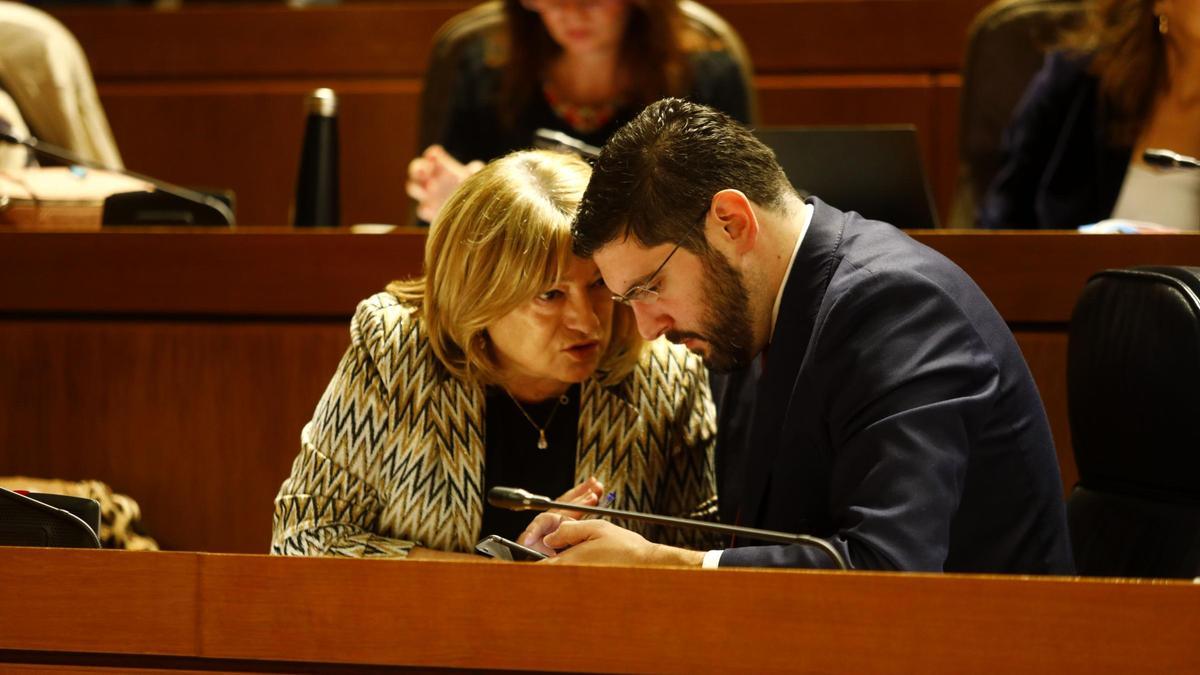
[2,228,1200,553]
[49,0,992,227]
[0,547,1197,673]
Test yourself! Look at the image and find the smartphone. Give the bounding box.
[474,534,547,561]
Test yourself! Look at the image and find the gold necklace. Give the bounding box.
[505,389,570,450]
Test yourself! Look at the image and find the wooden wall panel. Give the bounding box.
[58,3,465,80]
[100,83,420,227]
[0,320,350,553]
[1015,331,1074,493]
[709,0,994,72]
[933,74,964,224]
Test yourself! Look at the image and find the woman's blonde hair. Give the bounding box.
[388,150,643,388]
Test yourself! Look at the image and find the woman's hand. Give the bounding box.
[405,145,483,222]
[516,477,605,555]
[552,476,605,518]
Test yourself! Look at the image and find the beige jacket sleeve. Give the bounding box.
[271,301,417,558]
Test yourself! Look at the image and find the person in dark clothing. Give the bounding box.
[980,0,1200,230]
[406,0,751,223]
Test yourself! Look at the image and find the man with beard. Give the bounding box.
[519,98,1074,573]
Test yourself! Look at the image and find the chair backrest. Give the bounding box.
[0,487,101,548]
[947,0,1085,228]
[1066,266,1200,578]
[417,0,756,151]
[0,1,122,168]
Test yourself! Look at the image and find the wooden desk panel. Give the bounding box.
[0,548,1196,673]
[0,228,424,316]
[916,231,1200,323]
[0,549,197,657]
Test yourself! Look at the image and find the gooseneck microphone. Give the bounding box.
[1143,148,1200,170]
[487,486,848,570]
[0,123,234,225]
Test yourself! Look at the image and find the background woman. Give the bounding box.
[980,0,1200,230]
[407,0,752,222]
[273,150,717,558]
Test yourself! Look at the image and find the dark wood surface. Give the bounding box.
[0,227,424,316]
[3,228,1200,553]
[0,547,1197,673]
[48,0,993,227]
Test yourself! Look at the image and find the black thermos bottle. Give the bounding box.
[292,87,340,227]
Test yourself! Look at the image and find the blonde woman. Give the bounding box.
[272,150,717,559]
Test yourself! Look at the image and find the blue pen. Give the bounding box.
[584,491,616,519]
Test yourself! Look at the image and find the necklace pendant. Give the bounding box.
[537,430,548,450]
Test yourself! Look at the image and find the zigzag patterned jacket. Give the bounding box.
[272,292,719,556]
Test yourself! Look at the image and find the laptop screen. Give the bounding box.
[754,126,939,229]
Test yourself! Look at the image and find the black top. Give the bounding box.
[438,40,751,166]
[979,51,1130,229]
[480,384,580,542]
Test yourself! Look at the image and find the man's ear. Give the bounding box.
[706,189,758,256]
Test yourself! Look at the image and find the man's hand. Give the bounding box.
[516,477,604,556]
[540,520,706,567]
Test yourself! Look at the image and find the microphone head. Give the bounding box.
[487,486,552,511]
[1144,148,1200,170]
[0,117,22,145]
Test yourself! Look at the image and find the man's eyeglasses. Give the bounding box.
[610,243,680,306]
[610,207,709,306]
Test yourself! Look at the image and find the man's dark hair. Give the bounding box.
[573,98,793,257]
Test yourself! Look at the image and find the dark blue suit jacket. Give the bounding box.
[978,51,1130,229]
[712,198,1074,573]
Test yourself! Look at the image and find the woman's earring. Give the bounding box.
[1159,14,1168,35]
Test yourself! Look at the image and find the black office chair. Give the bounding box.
[1066,266,1200,578]
[0,487,101,548]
